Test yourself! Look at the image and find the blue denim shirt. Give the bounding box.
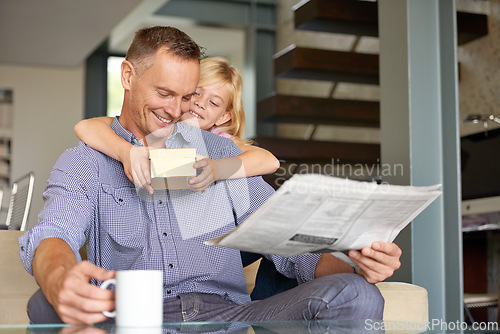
[19,118,320,305]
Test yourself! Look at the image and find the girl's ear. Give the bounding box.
[215,111,232,126]
[121,60,135,90]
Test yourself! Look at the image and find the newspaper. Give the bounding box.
[206,174,442,256]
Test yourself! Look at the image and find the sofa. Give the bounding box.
[0,230,39,324]
[1,231,428,325]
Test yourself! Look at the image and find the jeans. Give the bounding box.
[245,255,300,300]
[27,273,384,324]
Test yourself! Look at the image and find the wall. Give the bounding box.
[457,0,500,136]
[0,64,84,230]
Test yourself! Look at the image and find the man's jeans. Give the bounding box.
[27,273,384,324]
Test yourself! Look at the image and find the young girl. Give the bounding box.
[74,57,280,193]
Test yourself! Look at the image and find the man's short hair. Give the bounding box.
[126,26,204,76]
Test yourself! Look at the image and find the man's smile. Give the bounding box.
[152,110,174,124]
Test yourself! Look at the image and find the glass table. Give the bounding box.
[1,320,500,334]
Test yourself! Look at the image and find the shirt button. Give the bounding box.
[20,246,24,251]
[168,264,173,269]
[163,232,167,237]
[167,289,172,294]
[158,200,163,204]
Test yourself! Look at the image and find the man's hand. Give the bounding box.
[349,242,402,284]
[43,261,115,325]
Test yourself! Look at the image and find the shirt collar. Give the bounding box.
[166,121,204,146]
[110,116,203,147]
[110,116,143,146]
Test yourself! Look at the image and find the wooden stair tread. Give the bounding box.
[457,11,489,45]
[294,0,378,37]
[257,94,379,127]
[294,0,488,46]
[254,136,380,164]
[274,45,379,85]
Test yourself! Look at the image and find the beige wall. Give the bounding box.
[0,64,84,230]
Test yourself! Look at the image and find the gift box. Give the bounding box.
[149,148,196,189]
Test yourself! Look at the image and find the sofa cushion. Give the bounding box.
[0,230,39,324]
[376,281,429,323]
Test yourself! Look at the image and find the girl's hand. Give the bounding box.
[188,155,217,191]
[121,146,153,194]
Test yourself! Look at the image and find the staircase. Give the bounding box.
[256,0,488,188]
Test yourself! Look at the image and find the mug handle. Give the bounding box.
[100,278,116,318]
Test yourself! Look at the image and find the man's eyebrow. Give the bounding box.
[184,92,196,99]
[156,87,175,94]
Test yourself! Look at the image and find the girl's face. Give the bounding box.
[181,82,232,130]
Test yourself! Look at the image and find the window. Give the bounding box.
[107,56,125,117]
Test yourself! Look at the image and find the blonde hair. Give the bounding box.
[198,57,246,139]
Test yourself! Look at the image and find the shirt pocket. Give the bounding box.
[169,184,236,240]
[99,184,150,250]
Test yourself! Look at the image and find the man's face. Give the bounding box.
[124,49,200,141]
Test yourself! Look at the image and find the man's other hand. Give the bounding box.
[349,242,402,284]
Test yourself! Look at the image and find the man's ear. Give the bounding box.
[215,111,232,126]
[121,60,135,90]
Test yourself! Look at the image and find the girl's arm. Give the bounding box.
[74,117,122,160]
[74,117,153,193]
[230,137,280,177]
[189,138,280,191]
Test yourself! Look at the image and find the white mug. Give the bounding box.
[100,270,163,327]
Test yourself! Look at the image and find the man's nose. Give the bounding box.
[167,98,183,119]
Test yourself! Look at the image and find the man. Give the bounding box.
[20,26,401,325]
